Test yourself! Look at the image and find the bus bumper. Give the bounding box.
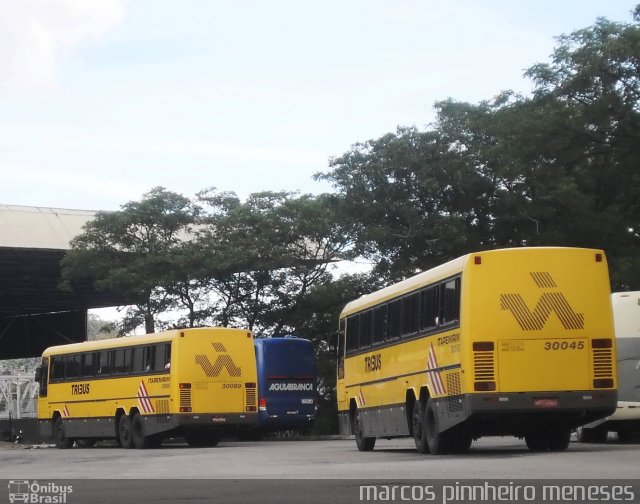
[464,390,618,434]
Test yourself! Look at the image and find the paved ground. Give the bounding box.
[1,436,639,480]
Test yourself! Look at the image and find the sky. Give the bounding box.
[0,0,638,211]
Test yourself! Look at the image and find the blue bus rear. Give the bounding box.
[254,336,316,430]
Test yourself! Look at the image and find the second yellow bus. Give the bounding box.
[35,327,258,448]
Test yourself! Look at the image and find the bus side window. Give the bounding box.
[442,278,460,324]
[39,358,49,397]
[66,355,81,381]
[123,348,133,374]
[387,300,401,339]
[143,346,154,372]
[113,349,126,375]
[132,346,145,373]
[346,315,360,352]
[81,353,95,378]
[402,293,419,336]
[50,357,64,382]
[360,311,372,348]
[373,305,387,344]
[152,343,171,372]
[98,351,111,375]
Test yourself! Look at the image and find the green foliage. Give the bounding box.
[62,187,199,333]
[319,9,640,288]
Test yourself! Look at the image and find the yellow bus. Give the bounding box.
[336,247,617,454]
[35,327,258,449]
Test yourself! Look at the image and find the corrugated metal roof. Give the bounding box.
[0,204,96,249]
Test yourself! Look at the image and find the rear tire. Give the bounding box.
[53,417,73,449]
[549,428,571,451]
[118,414,133,449]
[131,413,149,449]
[424,398,451,454]
[412,400,429,454]
[525,431,549,452]
[353,408,376,452]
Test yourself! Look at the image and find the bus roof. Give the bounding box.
[340,246,603,318]
[41,327,247,356]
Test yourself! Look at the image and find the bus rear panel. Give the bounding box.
[254,337,316,431]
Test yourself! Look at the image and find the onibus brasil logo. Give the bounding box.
[8,481,73,504]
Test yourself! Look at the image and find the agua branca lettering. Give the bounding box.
[269,383,314,392]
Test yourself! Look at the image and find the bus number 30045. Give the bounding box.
[544,341,585,351]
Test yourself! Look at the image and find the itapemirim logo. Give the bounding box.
[7,480,72,504]
[500,272,585,330]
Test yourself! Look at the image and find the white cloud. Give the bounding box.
[0,0,126,95]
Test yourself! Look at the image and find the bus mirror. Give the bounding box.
[34,367,42,382]
[329,332,338,354]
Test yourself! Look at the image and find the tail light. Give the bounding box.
[259,398,267,411]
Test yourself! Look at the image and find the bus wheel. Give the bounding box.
[525,431,549,452]
[53,417,73,449]
[424,398,451,455]
[412,401,429,454]
[353,409,375,452]
[118,414,134,449]
[131,413,149,449]
[548,428,571,451]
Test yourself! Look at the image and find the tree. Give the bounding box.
[61,187,199,334]
[318,8,640,288]
[195,190,351,334]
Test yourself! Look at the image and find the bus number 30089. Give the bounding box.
[544,341,585,351]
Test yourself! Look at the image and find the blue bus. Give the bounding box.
[254,336,317,431]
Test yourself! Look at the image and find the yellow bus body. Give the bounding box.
[337,247,617,453]
[36,327,258,448]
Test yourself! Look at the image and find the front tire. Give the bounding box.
[353,408,375,452]
[53,417,73,449]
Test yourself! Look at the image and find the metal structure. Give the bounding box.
[0,375,38,419]
[0,204,133,358]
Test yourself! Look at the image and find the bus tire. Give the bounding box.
[118,414,134,449]
[525,431,549,452]
[424,398,451,455]
[412,400,429,454]
[353,409,376,452]
[53,417,73,449]
[549,428,571,451]
[131,413,149,449]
